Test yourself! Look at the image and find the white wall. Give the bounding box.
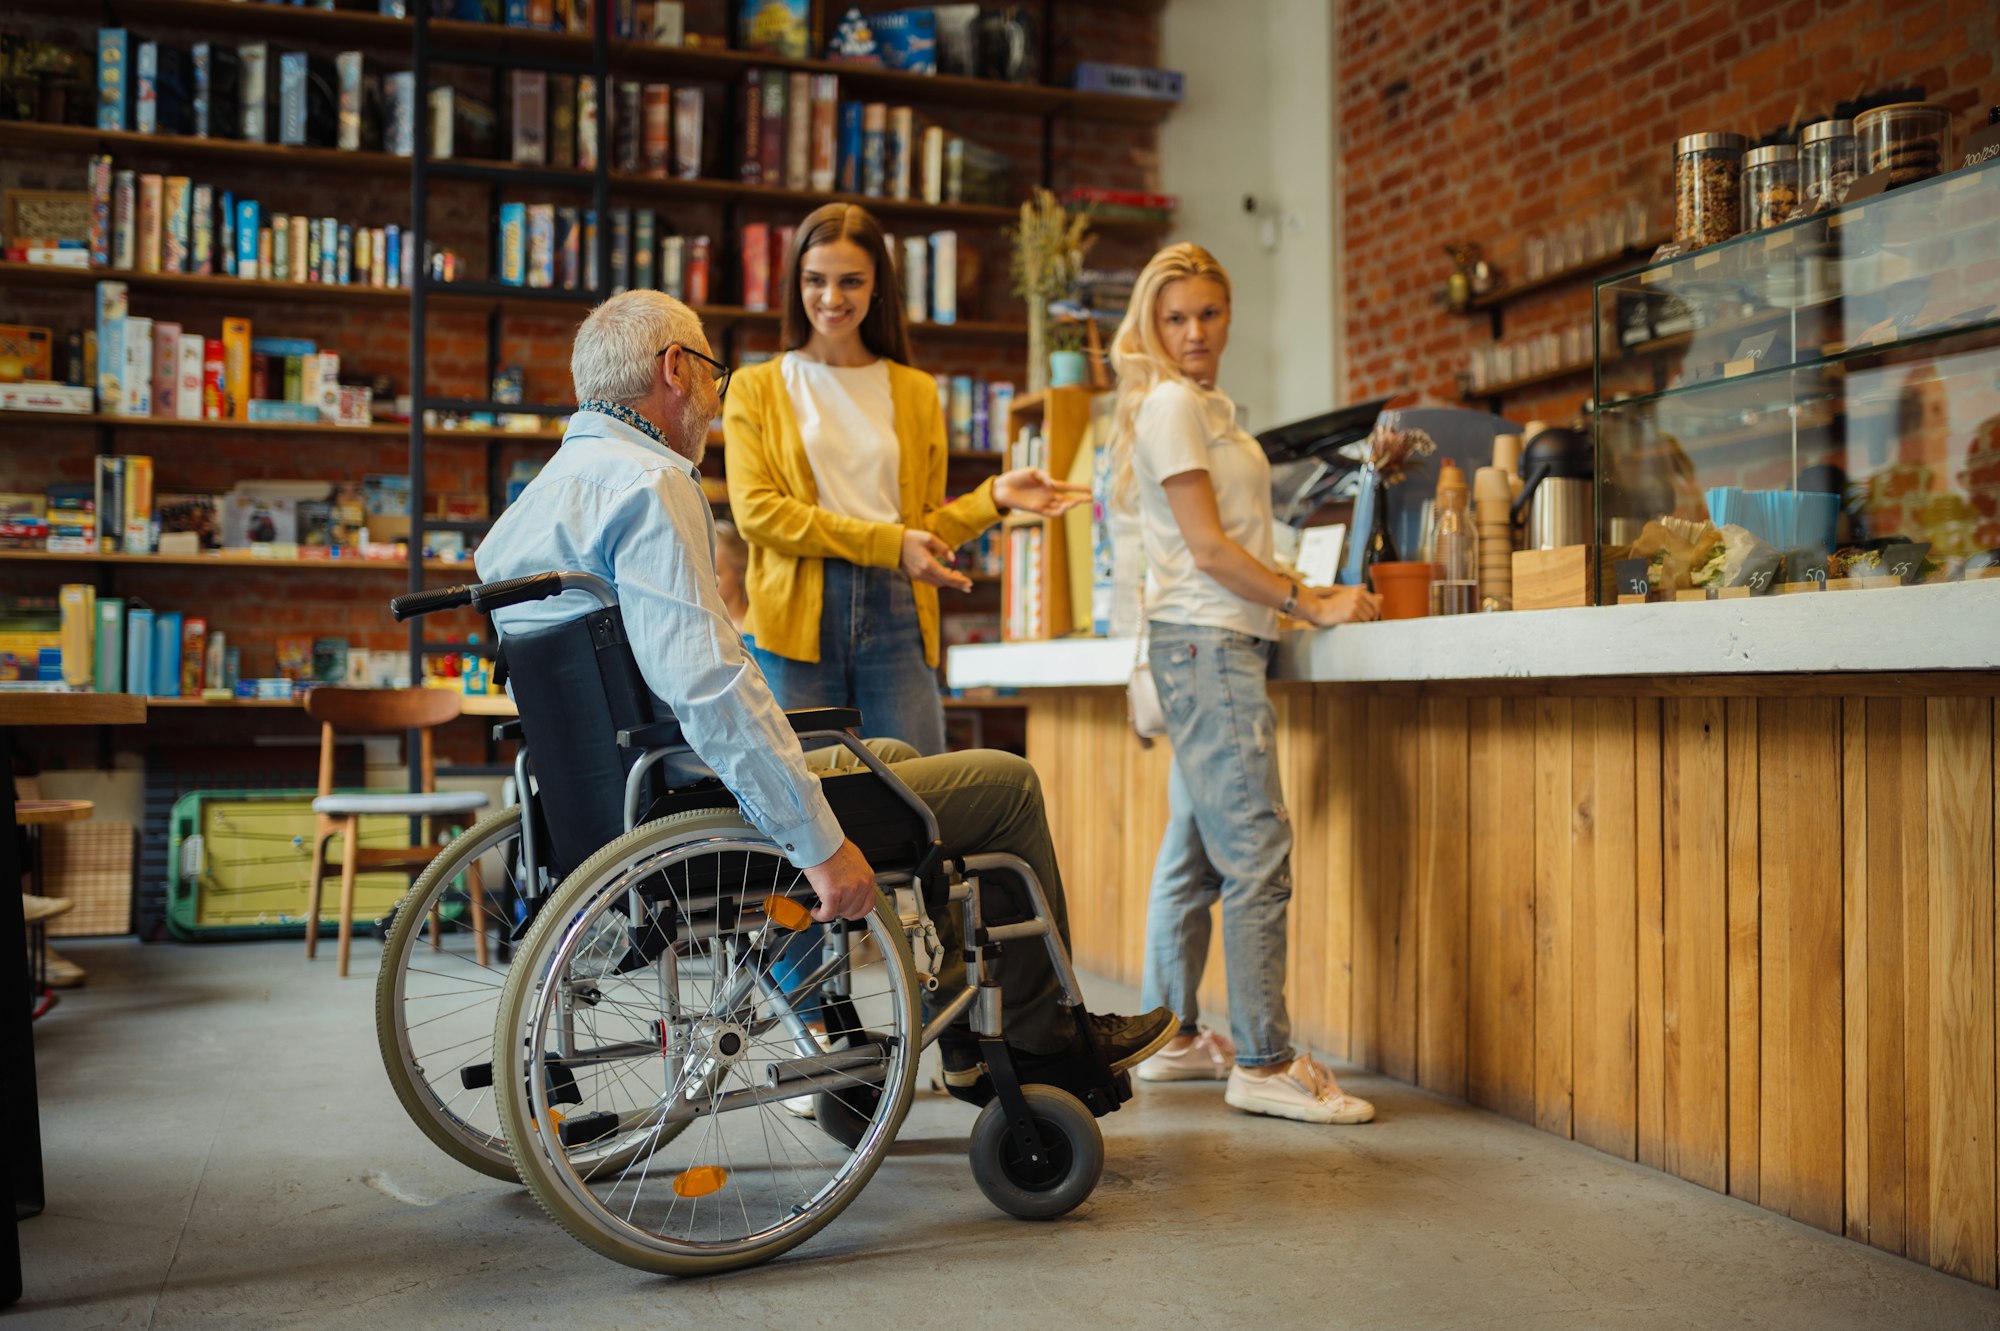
[1159,0,1340,434]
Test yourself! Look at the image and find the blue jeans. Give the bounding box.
[747,558,946,759]
[1141,622,1295,1068]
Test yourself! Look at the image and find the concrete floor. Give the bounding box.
[17,939,2000,1330]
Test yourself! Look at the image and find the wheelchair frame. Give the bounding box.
[384,570,1138,1273]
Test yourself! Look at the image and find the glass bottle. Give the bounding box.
[1360,471,1398,588]
[1429,463,1479,616]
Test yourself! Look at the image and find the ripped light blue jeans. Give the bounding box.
[1142,622,1295,1068]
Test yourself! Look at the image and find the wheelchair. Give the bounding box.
[382,571,1139,1276]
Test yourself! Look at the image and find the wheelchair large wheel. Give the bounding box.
[374,804,531,1180]
[968,1085,1104,1221]
[495,811,921,1276]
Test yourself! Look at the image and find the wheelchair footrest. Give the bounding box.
[557,1111,623,1148]
[460,1060,495,1091]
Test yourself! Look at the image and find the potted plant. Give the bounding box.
[1047,319,1089,388]
[1008,187,1094,395]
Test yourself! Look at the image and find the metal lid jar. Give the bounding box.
[1742,144,1800,231]
[1855,102,1952,185]
[1800,119,1856,214]
[1675,131,1747,250]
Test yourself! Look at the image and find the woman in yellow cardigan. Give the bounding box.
[725,202,1083,754]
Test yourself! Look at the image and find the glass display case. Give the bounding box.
[1592,156,2000,600]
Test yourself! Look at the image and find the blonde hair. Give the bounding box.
[1108,243,1233,506]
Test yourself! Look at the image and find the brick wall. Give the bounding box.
[1336,0,2000,423]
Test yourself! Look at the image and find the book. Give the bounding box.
[240,43,272,142]
[511,70,547,164]
[270,212,289,281]
[58,585,94,689]
[88,157,113,268]
[582,210,600,291]
[137,174,163,274]
[1071,62,1184,101]
[872,9,937,74]
[0,326,52,383]
[809,75,838,191]
[202,338,226,419]
[247,399,320,423]
[673,86,702,179]
[124,454,154,551]
[920,124,945,204]
[633,210,656,292]
[94,598,124,693]
[660,233,684,299]
[786,72,811,189]
[222,318,252,419]
[685,235,710,305]
[886,105,913,200]
[861,103,886,196]
[740,70,762,183]
[576,76,599,170]
[205,631,226,693]
[336,51,373,151]
[152,611,182,697]
[385,223,402,288]
[609,208,630,292]
[837,101,862,193]
[190,184,214,273]
[759,72,785,187]
[930,231,957,325]
[527,204,555,288]
[95,281,127,417]
[152,322,180,418]
[280,52,338,147]
[641,82,670,175]
[137,43,194,136]
[193,43,241,140]
[947,137,1009,205]
[217,190,236,275]
[291,214,309,281]
[94,455,126,550]
[386,71,415,154]
[181,618,207,698]
[135,41,159,133]
[125,607,153,698]
[615,80,642,172]
[902,235,927,323]
[498,203,526,286]
[652,0,683,42]
[740,0,810,57]
[556,207,580,289]
[549,74,575,167]
[98,30,130,132]
[163,177,191,274]
[741,221,770,311]
[122,317,153,415]
[235,198,260,278]
[112,171,136,270]
[177,334,203,421]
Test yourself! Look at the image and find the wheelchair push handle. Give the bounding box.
[392,571,617,621]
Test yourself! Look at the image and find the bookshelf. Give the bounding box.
[998,386,1100,643]
[0,548,470,574]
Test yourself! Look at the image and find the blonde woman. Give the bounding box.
[725,202,1083,756]
[1114,243,1382,1123]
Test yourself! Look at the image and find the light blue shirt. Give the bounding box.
[475,409,845,866]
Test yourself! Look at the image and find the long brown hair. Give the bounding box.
[779,203,915,366]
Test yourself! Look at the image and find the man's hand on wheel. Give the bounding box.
[801,839,877,922]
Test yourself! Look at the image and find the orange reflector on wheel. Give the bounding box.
[763,895,812,932]
[673,1166,729,1198]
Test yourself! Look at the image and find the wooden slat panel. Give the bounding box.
[1855,700,1918,1256]
[1378,696,1421,1083]
[1727,697,1761,1203]
[1535,698,1575,1138]
[1757,698,1845,1234]
[1418,697,1470,1096]
[1925,697,1995,1284]
[1319,692,1360,1062]
[1276,690,1336,1057]
[1893,697,1933,1265]
[1842,699,1871,1245]
[1351,701,1386,1072]
[1636,699,1667,1171]
[1466,696,1537,1123]
[1663,697,1729,1193]
[1572,698,1638,1160]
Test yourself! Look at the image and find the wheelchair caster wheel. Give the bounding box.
[968,1084,1104,1220]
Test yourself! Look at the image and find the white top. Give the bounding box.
[781,352,901,524]
[1132,379,1277,640]
[944,580,2000,688]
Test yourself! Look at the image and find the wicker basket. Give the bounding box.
[39,820,135,937]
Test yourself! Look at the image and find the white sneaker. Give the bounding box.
[782,1028,834,1119]
[1137,1027,1236,1082]
[1225,1055,1376,1124]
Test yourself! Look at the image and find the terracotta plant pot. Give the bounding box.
[1368,561,1435,620]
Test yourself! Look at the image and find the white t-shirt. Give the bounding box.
[781,353,901,524]
[1132,379,1278,640]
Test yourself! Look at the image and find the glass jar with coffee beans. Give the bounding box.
[1675,132,1747,250]
[1742,144,1800,230]
[1800,119,1856,214]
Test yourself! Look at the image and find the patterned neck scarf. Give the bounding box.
[577,399,669,450]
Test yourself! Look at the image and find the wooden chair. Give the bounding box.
[304,688,489,977]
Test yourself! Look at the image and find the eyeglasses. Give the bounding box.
[658,342,731,405]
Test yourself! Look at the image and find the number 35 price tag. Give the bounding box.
[1739,549,1783,595]
[1882,541,1931,585]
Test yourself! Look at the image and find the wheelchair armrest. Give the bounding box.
[491,720,524,743]
[618,719,686,750]
[783,707,861,734]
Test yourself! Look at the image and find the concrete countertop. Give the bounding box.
[944,580,2000,690]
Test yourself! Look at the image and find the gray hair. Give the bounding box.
[570,290,708,407]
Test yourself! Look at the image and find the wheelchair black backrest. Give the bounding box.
[498,604,659,881]
[499,603,934,883]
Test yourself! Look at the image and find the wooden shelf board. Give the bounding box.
[1461,360,1594,401]
[0,410,407,437]
[1461,238,1671,312]
[0,549,466,573]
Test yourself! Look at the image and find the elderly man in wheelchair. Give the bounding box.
[395,290,1175,1276]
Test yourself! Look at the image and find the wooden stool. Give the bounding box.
[15,801,93,997]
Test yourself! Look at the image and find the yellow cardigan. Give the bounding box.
[723,355,1000,667]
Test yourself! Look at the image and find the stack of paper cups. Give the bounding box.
[1474,466,1515,610]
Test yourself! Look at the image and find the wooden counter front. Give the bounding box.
[1025,676,2000,1285]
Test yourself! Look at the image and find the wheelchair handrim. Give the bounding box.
[511,833,919,1263]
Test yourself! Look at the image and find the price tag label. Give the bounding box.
[1614,558,1651,598]
[1784,549,1829,589]
[1739,548,1783,595]
[1883,541,1931,584]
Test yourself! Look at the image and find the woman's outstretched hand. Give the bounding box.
[994,467,1091,517]
[901,528,974,592]
[1298,584,1382,627]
